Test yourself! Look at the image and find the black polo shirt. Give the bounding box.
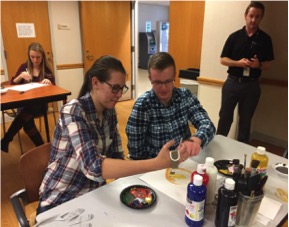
[221,26,274,78]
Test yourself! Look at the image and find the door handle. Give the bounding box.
[85,50,94,60]
[46,51,53,62]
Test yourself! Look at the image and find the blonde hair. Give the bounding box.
[27,42,52,81]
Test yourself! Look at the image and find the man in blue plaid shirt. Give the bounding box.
[126,52,215,160]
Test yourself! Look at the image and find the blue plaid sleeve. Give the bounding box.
[106,109,124,159]
[126,96,150,159]
[185,90,216,146]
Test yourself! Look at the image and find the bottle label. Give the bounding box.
[185,198,205,221]
[257,167,267,176]
[227,205,237,226]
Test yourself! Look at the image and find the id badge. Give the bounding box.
[243,67,250,77]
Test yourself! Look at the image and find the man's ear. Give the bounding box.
[148,75,152,82]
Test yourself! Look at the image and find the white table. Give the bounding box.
[36,175,187,227]
[36,135,288,226]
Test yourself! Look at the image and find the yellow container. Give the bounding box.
[251,146,269,176]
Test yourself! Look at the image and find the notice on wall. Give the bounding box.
[146,21,151,33]
[16,23,36,38]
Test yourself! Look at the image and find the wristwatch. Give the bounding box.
[170,150,180,169]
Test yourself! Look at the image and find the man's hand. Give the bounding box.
[248,55,261,68]
[178,137,201,158]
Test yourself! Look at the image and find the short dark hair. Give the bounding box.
[148,52,176,75]
[245,1,265,17]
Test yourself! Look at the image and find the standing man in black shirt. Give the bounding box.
[217,1,274,143]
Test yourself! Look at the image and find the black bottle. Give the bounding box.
[215,178,238,227]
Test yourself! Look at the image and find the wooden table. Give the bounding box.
[1,84,71,142]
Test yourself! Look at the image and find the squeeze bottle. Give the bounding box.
[205,157,218,204]
[191,164,209,186]
[251,146,269,176]
[215,178,238,227]
[185,174,206,227]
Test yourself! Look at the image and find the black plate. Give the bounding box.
[120,185,157,209]
[214,160,234,177]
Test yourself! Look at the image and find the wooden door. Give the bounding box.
[79,1,132,100]
[1,1,54,80]
[169,2,205,87]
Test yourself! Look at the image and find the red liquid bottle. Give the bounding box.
[191,164,209,186]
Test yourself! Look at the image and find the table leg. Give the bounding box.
[42,105,50,142]
[43,113,50,142]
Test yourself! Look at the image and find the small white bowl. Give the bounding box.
[0,88,8,94]
[272,163,288,178]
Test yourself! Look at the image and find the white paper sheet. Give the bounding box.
[139,159,199,206]
[256,213,271,226]
[8,82,47,92]
[258,196,282,220]
[139,158,225,206]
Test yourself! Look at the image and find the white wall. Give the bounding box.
[48,1,83,101]
[200,1,249,139]
[251,1,288,147]
[1,30,8,82]
[200,1,288,146]
[200,1,249,81]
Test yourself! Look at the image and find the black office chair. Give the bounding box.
[10,143,51,227]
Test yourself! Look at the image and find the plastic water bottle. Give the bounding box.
[185,174,206,227]
[215,178,238,227]
[205,157,218,204]
[191,164,209,187]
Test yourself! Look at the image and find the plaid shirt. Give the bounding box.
[126,88,215,159]
[39,92,123,208]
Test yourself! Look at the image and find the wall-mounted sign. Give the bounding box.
[16,23,36,38]
[146,21,151,33]
[158,21,169,52]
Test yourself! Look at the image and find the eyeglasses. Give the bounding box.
[103,81,129,94]
[151,79,174,87]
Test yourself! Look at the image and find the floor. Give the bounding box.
[136,68,151,98]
